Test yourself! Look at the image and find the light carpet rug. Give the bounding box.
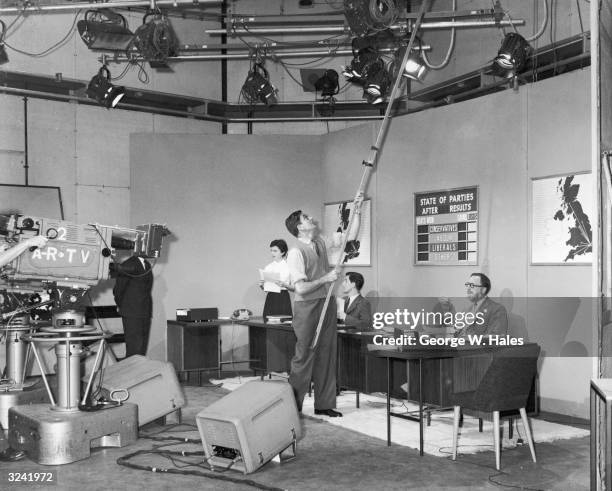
[208,375,589,458]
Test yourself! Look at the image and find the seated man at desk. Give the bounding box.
[455,273,508,337]
[337,272,372,330]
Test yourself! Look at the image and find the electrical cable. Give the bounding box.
[4,12,79,57]
[136,60,150,84]
[368,0,399,31]
[139,423,198,438]
[85,291,106,334]
[276,59,314,90]
[421,0,456,69]
[110,62,133,82]
[117,447,286,490]
[140,435,202,444]
[487,472,544,490]
[499,0,548,43]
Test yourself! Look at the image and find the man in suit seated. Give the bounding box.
[455,272,508,337]
[337,272,372,330]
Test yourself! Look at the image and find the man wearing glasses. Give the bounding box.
[455,273,508,337]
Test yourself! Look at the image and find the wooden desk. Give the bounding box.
[242,319,296,376]
[166,320,221,382]
[373,344,537,456]
[337,330,392,405]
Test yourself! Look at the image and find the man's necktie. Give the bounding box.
[344,297,350,313]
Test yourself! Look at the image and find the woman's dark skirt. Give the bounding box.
[263,290,292,319]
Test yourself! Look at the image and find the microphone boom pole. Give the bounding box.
[311,0,432,349]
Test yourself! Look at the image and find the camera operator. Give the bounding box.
[112,255,153,358]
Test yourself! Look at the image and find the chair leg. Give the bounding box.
[452,406,461,461]
[478,418,483,432]
[519,407,537,463]
[509,418,513,439]
[493,411,501,470]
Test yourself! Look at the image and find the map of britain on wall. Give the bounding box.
[531,172,593,264]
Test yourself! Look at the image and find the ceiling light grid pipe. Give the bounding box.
[0,86,228,122]
[0,0,220,14]
[206,19,524,36]
[105,46,431,63]
[226,115,385,123]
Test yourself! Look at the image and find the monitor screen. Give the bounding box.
[0,184,64,220]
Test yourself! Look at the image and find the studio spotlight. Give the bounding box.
[314,69,339,99]
[364,59,390,105]
[403,52,427,82]
[86,66,125,109]
[342,46,378,82]
[77,9,134,52]
[493,32,531,77]
[241,63,278,106]
[129,12,179,69]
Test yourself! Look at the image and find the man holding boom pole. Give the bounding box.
[285,195,363,417]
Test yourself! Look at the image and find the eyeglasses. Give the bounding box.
[464,282,483,288]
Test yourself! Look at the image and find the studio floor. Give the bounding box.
[0,379,590,491]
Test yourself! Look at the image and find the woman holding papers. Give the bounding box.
[259,239,293,320]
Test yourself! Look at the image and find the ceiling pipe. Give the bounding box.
[206,19,523,36]
[179,41,430,51]
[105,45,431,63]
[0,0,221,14]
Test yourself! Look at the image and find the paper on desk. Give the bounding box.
[259,269,281,293]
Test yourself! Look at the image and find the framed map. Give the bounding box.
[323,199,371,266]
[531,172,593,264]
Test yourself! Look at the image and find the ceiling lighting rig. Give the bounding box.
[128,11,179,69]
[343,0,400,37]
[491,32,532,78]
[342,36,393,105]
[86,65,125,109]
[241,56,278,106]
[77,9,134,52]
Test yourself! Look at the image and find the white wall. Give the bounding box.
[320,68,593,418]
[129,133,323,361]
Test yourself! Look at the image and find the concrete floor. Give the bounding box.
[0,382,590,491]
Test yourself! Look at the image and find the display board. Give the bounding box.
[415,186,478,265]
[531,172,593,264]
[0,184,64,219]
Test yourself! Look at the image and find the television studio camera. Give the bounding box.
[0,213,170,464]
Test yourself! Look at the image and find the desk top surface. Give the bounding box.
[242,318,383,334]
[167,319,223,327]
[371,342,538,360]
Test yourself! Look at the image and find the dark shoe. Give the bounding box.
[314,408,343,417]
[0,447,26,461]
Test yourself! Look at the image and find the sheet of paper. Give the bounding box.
[259,269,281,293]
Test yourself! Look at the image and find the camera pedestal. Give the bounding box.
[8,402,138,465]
